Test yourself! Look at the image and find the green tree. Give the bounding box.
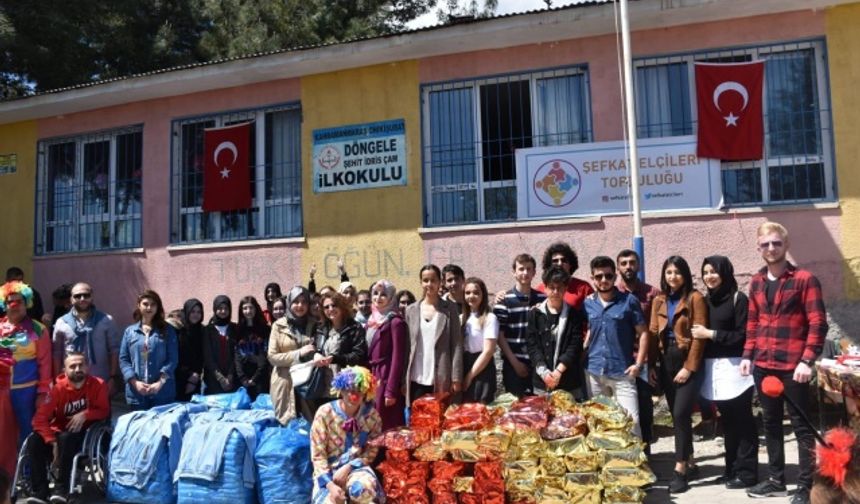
[437,0,499,21]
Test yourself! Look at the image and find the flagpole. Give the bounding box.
[619,0,645,281]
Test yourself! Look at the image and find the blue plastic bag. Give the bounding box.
[251,393,273,411]
[190,387,251,410]
[254,418,312,504]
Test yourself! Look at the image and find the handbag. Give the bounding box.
[292,353,330,399]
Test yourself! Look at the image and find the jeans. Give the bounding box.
[661,343,704,463]
[715,386,758,482]
[29,430,86,499]
[754,367,815,489]
[586,371,641,437]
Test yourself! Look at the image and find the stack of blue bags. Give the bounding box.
[107,389,313,504]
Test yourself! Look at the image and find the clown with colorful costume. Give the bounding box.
[310,365,384,504]
[0,280,53,475]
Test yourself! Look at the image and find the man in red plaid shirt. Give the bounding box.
[740,221,828,504]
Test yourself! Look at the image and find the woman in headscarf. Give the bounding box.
[310,366,383,504]
[262,283,282,324]
[367,279,408,430]
[235,296,271,400]
[176,298,205,401]
[312,292,368,416]
[268,287,320,424]
[202,295,239,395]
[691,256,757,489]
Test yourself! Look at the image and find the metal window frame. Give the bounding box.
[421,65,592,226]
[35,125,144,255]
[634,38,835,206]
[168,101,302,244]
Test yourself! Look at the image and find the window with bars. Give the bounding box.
[421,66,593,226]
[170,104,303,244]
[635,39,833,206]
[36,126,143,255]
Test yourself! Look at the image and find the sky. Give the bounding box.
[407,0,581,29]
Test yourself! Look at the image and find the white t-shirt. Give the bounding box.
[464,312,498,354]
[411,312,439,386]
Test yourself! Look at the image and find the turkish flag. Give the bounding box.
[695,61,764,161]
[202,122,253,212]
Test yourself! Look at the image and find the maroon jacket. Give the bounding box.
[368,314,408,431]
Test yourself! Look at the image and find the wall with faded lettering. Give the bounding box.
[0,121,37,280]
[827,3,860,300]
[300,61,424,293]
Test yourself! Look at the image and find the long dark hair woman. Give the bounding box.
[262,283,282,324]
[649,256,708,494]
[691,256,757,489]
[176,298,204,401]
[202,295,239,395]
[119,289,179,410]
[235,296,271,400]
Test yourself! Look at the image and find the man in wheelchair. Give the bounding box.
[26,352,108,504]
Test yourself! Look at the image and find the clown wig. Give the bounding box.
[331,366,377,402]
[0,281,34,311]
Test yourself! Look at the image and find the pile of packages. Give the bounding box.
[372,391,654,504]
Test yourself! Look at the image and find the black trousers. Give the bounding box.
[714,386,758,482]
[502,359,533,398]
[636,377,654,445]
[28,430,86,498]
[754,367,816,489]
[410,382,435,405]
[661,343,703,463]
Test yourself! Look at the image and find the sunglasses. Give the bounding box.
[323,304,338,311]
[72,293,92,300]
[593,273,615,281]
[758,240,784,249]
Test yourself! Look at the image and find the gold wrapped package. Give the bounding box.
[512,429,545,461]
[546,436,587,457]
[413,438,447,462]
[600,465,657,487]
[453,476,474,493]
[440,430,478,451]
[565,452,599,473]
[583,397,632,432]
[548,390,578,413]
[539,457,567,476]
[535,476,567,500]
[505,460,540,481]
[506,478,536,501]
[599,447,647,468]
[563,472,602,504]
[586,430,635,451]
[604,485,646,503]
[490,392,519,411]
[477,426,513,458]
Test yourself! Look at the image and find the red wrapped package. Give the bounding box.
[497,409,548,430]
[432,492,458,504]
[432,460,467,480]
[408,461,431,482]
[512,395,549,412]
[387,449,412,463]
[372,427,433,450]
[540,411,587,440]
[482,491,505,504]
[459,493,481,504]
[443,403,492,431]
[474,460,503,483]
[376,461,410,499]
[411,393,451,431]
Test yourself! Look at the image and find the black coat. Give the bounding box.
[526,301,585,392]
[202,323,239,394]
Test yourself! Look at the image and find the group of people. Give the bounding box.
[0,220,843,504]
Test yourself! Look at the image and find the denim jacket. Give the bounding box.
[119,322,178,405]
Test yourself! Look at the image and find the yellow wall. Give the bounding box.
[300,61,424,291]
[827,3,860,299]
[0,121,37,279]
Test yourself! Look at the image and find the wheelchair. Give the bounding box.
[11,420,112,503]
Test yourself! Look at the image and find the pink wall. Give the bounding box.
[423,209,843,298]
[35,79,304,324]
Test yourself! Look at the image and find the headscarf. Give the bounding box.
[182,298,204,329]
[286,286,310,330]
[367,279,398,330]
[338,281,355,295]
[701,255,738,305]
[331,366,377,402]
[211,295,232,325]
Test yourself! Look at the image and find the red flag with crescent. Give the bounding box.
[202,122,253,212]
[695,61,764,161]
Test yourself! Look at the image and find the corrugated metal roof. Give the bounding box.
[2,0,611,103]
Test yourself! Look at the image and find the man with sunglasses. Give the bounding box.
[582,256,649,438]
[52,283,121,396]
[741,222,828,504]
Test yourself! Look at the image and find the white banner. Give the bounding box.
[516,136,722,219]
[312,119,406,193]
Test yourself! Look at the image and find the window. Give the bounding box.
[635,40,834,206]
[36,126,143,254]
[422,66,592,226]
[170,104,302,244]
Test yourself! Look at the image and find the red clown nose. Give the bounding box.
[348,392,362,403]
[6,300,22,309]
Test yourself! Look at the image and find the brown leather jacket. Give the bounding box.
[649,291,708,372]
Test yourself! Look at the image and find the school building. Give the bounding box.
[0,0,859,327]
